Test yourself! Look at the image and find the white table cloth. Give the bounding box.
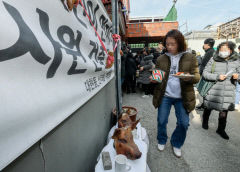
[95,122,151,172]
[95,139,148,172]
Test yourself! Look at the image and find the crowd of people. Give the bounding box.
[120,42,165,97]
[120,29,240,158]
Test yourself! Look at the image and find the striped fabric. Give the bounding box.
[152,70,165,83]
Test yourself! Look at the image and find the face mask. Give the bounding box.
[219,51,230,58]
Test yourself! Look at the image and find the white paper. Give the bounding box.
[225,70,234,77]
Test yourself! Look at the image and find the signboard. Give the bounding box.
[0,0,114,169]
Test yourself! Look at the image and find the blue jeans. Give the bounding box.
[157,97,190,148]
[235,82,240,104]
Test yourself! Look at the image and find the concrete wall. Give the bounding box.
[186,39,240,56]
[2,79,116,172]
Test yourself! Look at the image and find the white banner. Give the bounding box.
[0,0,114,170]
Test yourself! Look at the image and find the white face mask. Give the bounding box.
[219,51,230,58]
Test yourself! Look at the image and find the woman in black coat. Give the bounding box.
[125,52,137,93]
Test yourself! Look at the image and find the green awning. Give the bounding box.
[163,4,177,21]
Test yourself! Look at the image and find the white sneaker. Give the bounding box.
[235,104,240,111]
[172,147,181,158]
[142,95,150,98]
[157,144,165,151]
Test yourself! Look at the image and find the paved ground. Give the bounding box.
[122,89,240,172]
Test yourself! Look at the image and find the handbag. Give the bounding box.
[196,61,216,97]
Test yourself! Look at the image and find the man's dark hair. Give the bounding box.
[159,42,163,45]
[150,48,156,54]
[238,45,240,50]
[204,38,215,48]
[163,29,187,53]
[192,50,196,55]
[216,41,236,55]
[122,44,127,51]
[143,48,150,55]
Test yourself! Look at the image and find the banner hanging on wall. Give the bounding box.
[0,0,114,169]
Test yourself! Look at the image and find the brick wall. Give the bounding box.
[127,22,179,37]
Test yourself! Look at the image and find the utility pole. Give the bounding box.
[112,0,122,118]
